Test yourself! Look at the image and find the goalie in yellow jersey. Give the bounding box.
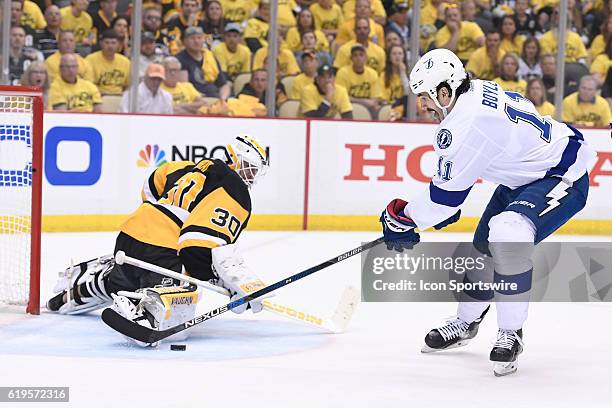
[47,135,270,345]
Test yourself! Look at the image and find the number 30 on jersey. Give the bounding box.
[211,208,242,238]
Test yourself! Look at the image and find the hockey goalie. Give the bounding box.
[47,135,270,346]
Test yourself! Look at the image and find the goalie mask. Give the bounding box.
[227,135,269,187]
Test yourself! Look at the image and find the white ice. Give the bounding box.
[1,231,611,408]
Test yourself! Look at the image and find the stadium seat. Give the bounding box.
[378,104,392,121]
[100,95,122,113]
[278,100,301,118]
[233,73,252,95]
[281,76,296,98]
[351,102,373,120]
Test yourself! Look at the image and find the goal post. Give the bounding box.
[0,85,43,314]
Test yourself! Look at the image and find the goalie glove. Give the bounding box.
[212,244,273,314]
[380,198,420,252]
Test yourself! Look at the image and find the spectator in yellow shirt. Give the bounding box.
[336,0,385,46]
[60,0,93,46]
[85,29,130,95]
[466,30,505,80]
[334,17,386,73]
[238,68,288,108]
[213,23,252,81]
[494,53,528,95]
[301,64,353,118]
[500,15,526,55]
[310,0,344,40]
[379,44,409,104]
[244,0,270,52]
[46,30,94,82]
[526,78,555,116]
[19,0,46,30]
[342,0,386,26]
[253,45,301,77]
[590,36,612,88]
[335,44,383,116]
[48,53,102,112]
[285,9,330,53]
[221,0,256,24]
[588,14,612,61]
[290,50,318,100]
[294,31,333,66]
[165,0,202,52]
[434,5,485,63]
[539,7,588,64]
[160,56,205,114]
[562,75,612,127]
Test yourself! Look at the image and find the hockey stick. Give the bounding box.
[113,251,357,333]
[102,237,384,344]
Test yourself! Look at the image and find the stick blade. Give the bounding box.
[101,308,159,344]
[330,286,360,333]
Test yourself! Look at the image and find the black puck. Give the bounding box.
[170,344,186,351]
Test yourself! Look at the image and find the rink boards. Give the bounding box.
[37,113,612,234]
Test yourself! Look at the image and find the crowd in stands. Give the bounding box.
[7,0,612,126]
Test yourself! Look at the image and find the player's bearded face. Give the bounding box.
[419,94,443,122]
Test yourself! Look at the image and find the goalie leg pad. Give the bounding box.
[141,285,200,342]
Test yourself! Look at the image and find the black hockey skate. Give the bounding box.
[490,329,524,377]
[421,306,489,353]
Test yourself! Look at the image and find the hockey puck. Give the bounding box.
[170,344,186,351]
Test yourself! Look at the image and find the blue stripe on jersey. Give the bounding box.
[545,125,583,177]
[429,182,472,207]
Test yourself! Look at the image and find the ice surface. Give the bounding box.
[1,231,611,407]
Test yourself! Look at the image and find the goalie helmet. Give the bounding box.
[227,134,269,187]
[409,48,467,116]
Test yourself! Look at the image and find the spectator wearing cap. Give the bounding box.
[9,25,43,85]
[166,0,203,53]
[336,0,385,46]
[385,3,409,46]
[139,31,163,78]
[60,0,93,47]
[49,53,102,112]
[37,5,62,59]
[290,50,319,100]
[91,0,117,47]
[142,6,173,55]
[336,43,383,116]
[334,17,386,73]
[202,0,226,49]
[341,0,386,26]
[285,9,330,53]
[562,75,612,127]
[45,30,94,82]
[253,42,301,77]
[212,23,252,81]
[221,0,257,24]
[301,64,353,118]
[295,31,332,67]
[466,30,505,80]
[434,4,485,64]
[310,0,344,41]
[85,29,130,95]
[176,26,231,100]
[120,63,173,114]
[244,0,271,53]
[12,1,38,48]
[160,56,206,114]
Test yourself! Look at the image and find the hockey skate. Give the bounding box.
[421,306,489,353]
[490,329,524,377]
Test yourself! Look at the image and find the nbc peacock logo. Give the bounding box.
[137,144,168,167]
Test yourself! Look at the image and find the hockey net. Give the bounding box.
[0,86,43,314]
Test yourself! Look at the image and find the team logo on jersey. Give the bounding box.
[425,58,434,69]
[137,144,168,168]
[436,129,452,149]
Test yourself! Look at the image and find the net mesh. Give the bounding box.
[0,95,34,306]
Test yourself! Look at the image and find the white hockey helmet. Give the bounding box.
[409,48,468,116]
[227,134,269,187]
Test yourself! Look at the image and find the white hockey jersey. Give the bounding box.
[406,80,597,230]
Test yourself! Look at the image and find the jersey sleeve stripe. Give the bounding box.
[143,175,159,202]
[181,225,231,245]
[178,231,227,246]
[429,182,473,207]
[149,202,187,227]
[545,130,582,178]
[177,238,222,251]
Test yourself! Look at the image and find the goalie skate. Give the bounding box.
[421,306,489,353]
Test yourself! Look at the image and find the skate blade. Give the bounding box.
[493,361,518,377]
[421,339,472,354]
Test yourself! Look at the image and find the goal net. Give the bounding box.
[0,86,43,314]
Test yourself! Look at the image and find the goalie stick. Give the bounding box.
[113,251,358,333]
[102,237,384,344]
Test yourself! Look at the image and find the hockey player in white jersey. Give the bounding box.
[379,48,596,376]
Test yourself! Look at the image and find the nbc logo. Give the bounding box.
[137,144,168,167]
